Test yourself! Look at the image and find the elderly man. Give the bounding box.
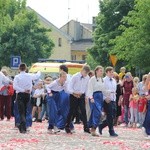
[0,69,12,120]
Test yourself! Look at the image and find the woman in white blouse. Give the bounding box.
[87,66,105,136]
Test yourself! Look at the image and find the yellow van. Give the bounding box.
[29,61,84,79]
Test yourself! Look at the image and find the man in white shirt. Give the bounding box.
[13,63,41,133]
[65,65,91,134]
[98,66,118,137]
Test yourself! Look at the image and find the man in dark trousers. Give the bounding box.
[98,66,118,137]
[13,63,41,133]
[65,65,91,134]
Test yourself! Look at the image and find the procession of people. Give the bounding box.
[0,63,150,139]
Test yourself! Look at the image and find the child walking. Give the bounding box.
[138,95,147,127]
[32,81,44,122]
[40,76,53,121]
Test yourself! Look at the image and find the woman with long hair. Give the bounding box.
[87,66,105,136]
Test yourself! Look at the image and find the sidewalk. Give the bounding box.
[0,119,149,150]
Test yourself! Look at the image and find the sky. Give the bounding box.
[26,0,100,28]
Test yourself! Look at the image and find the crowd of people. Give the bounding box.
[0,63,150,138]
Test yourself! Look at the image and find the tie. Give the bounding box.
[110,78,112,81]
[81,76,84,80]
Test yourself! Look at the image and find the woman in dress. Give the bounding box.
[114,74,122,126]
[46,71,68,133]
[87,66,105,136]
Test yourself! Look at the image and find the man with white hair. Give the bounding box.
[0,69,12,120]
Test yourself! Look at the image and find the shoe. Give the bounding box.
[98,125,102,135]
[142,127,148,137]
[71,128,76,133]
[84,128,90,134]
[145,135,150,139]
[91,132,99,137]
[37,119,42,122]
[45,117,48,120]
[32,117,36,122]
[48,129,53,134]
[136,123,141,128]
[54,126,60,133]
[65,127,72,134]
[110,133,118,137]
[26,127,30,132]
[128,122,132,128]
[0,118,4,121]
[20,130,26,134]
[42,118,45,121]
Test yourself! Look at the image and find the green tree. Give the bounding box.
[0,0,54,66]
[111,0,150,72]
[87,0,134,68]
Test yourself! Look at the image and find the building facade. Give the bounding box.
[29,7,93,61]
[60,20,93,61]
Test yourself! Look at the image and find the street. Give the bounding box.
[0,119,149,150]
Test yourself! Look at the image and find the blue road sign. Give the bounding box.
[10,56,21,69]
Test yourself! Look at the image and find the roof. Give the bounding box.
[71,40,93,51]
[60,20,93,32]
[81,23,93,32]
[27,6,72,41]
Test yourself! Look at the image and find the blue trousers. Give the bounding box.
[88,91,103,128]
[47,92,60,129]
[57,91,74,129]
[14,99,32,128]
[143,101,150,135]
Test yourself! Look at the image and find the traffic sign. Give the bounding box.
[10,56,21,69]
[110,55,117,67]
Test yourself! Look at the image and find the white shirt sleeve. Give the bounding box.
[46,81,56,93]
[29,71,41,80]
[87,78,94,98]
[102,77,109,100]
[68,75,76,94]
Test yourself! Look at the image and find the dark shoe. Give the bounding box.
[84,128,90,134]
[0,118,4,121]
[20,130,26,134]
[65,127,72,134]
[110,133,118,137]
[98,125,102,135]
[45,117,48,120]
[18,125,26,133]
[37,119,42,122]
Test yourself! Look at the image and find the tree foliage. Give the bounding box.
[111,0,150,72]
[0,0,54,66]
[87,0,134,68]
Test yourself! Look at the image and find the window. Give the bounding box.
[82,55,86,60]
[58,38,62,47]
[71,55,76,61]
[92,26,96,32]
[92,17,96,24]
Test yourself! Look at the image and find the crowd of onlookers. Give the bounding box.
[115,67,148,128]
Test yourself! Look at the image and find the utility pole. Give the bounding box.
[67,0,71,35]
